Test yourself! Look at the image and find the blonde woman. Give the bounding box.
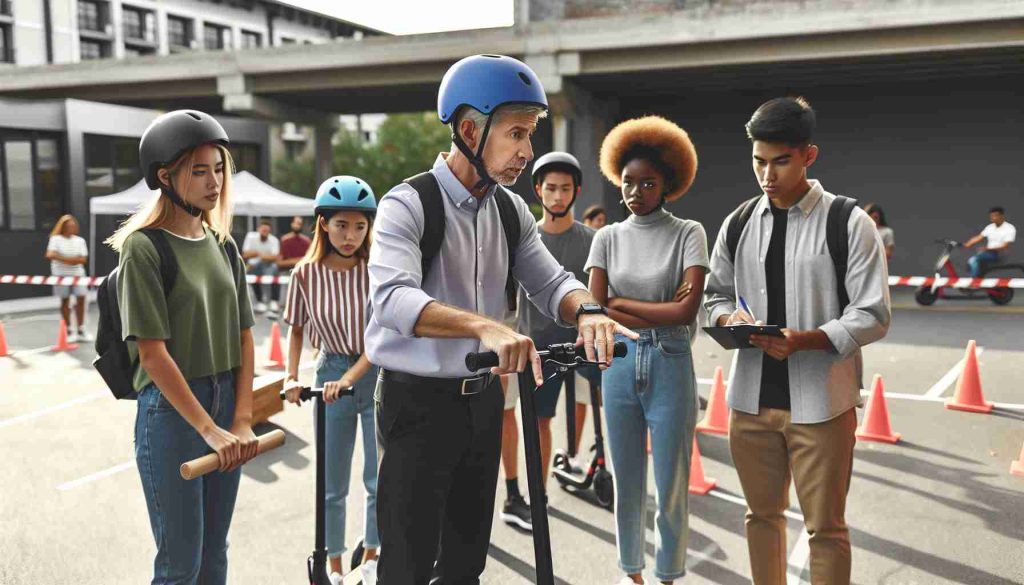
[45,214,90,341]
[282,176,380,585]
[107,110,257,585]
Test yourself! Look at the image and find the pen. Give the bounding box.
[738,296,757,322]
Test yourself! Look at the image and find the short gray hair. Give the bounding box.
[453,104,548,143]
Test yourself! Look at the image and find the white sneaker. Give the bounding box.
[254,302,267,314]
[77,330,94,342]
[66,332,79,344]
[328,571,344,585]
[361,559,378,585]
[269,300,281,313]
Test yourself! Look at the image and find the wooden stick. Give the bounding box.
[179,429,286,480]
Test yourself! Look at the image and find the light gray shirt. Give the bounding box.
[586,207,709,337]
[517,221,595,343]
[365,154,587,378]
[703,181,891,424]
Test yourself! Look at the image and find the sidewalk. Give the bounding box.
[0,291,97,317]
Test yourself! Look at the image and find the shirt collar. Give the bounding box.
[431,153,497,210]
[756,180,825,217]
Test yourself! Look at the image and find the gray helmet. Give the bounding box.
[140,110,229,190]
[532,151,582,188]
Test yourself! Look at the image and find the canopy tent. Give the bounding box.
[88,171,314,274]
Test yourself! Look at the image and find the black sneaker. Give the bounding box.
[501,495,533,531]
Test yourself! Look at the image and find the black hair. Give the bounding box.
[863,202,888,227]
[990,206,1005,215]
[620,145,678,196]
[583,205,607,222]
[746,97,816,146]
[534,162,581,189]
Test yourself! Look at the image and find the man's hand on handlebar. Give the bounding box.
[576,313,639,370]
[324,378,353,404]
[476,321,544,386]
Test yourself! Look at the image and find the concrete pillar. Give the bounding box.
[314,125,334,184]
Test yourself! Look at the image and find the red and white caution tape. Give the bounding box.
[3,274,1024,289]
[0,274,292,286]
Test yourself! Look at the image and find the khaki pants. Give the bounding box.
[729,407,857,585]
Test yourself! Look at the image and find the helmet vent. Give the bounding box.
[328,187,343,200]
[357,188,370,201]
[187,112,202,121]
[482,54,501,59]
[518,72,532,86]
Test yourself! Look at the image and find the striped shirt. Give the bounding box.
[283,259,369,355]
[47,235,88,277]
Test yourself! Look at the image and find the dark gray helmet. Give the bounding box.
[532,151,582,188]
[140,110,229,190]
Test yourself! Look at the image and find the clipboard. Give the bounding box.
[702,324,784,350]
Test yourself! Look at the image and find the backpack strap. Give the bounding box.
[493,188,522,313]
[405,172,446,286]
[140,229,178,296]
[220,235,241,283]
[725,196,762,264]
[826,195,858,312]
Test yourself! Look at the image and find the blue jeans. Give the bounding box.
[968,250,1000,277]
[602,327,699,581]
[135,371,240,585]
[316,352,380,558]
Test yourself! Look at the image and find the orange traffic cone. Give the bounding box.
[1011,442,1024,478]
[697,366,729,435]
[856,375,901,443]
[266,322,285,370]
[945,340,992,414]
[51,319,78,352]
[688,437,717,495]
[0,321,9,357]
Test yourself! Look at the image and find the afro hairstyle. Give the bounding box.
[599,115,698,202]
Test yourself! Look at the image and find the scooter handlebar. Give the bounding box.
[465,341,628,372]
[278,386,353,403]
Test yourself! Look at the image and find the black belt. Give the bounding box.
[381,370,494,396]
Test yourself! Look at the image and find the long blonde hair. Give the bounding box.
[106,144,235,251]
[298,211,374,267]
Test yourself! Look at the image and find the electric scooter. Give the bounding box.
[465,341,627,585]
[915,239,1023,306]
[550,369,614,509]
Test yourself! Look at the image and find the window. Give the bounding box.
[6,142,34,230]
[228,143,261,175]
[36,140,62,232]
[80,39,102,60]
[0,23,11,63]
[78,1,101,32]
[203,23,229,50]
[167,15,190,49]
[0,135,65,232]
[122,6,154,42]
[241,30,261,49]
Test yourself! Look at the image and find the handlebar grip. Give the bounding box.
[279,387,349,403]
[465,340,628,372]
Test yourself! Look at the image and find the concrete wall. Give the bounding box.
[594,75,1023,278]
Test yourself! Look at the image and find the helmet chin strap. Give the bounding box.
[160,186,202,218]
[452,113,497,191]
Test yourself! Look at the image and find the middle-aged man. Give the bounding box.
[963,206,1016,277]
[366,55,635,584]
[704,96,891,585]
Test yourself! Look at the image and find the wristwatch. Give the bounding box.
[575,302,608,321]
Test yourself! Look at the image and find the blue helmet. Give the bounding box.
[437,54,548,124]
[313,176,376,218]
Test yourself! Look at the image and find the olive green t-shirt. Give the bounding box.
[118,227,255,391]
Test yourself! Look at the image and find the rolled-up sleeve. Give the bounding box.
[819,209,891,358]
[510,196,586,327]
[367,186,436,338]
[703,214,739,328]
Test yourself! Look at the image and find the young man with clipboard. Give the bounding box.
[704,97,891,585]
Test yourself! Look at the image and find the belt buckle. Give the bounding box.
[461,375,485,396]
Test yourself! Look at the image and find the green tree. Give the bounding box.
[270,112,452,199]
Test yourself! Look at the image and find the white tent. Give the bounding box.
[88,171,314,274]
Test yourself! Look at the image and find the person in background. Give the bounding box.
[862,203,894,261]
[964,206,1015,277]
[242,218,281,313]
[46,214,92,343]
[583,204,608,230]
[278,215,312,301]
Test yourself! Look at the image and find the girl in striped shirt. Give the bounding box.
[283,175,379,585]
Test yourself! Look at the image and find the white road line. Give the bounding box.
[786,530,812,585]
[57,460,134,491]
[0,393,106,430]
[707,488,804,522]
[857,389,1024,410]
[923,346,985,399]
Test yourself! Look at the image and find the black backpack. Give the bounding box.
[405,172,522,312]
[725,194,858,311]
[92,229,240,399]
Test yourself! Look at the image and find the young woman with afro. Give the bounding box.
[585,116,708,585]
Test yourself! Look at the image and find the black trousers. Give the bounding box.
[375,374,504,585]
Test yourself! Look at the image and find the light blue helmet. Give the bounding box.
[313,175,376,218]
[437,54,548,124]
